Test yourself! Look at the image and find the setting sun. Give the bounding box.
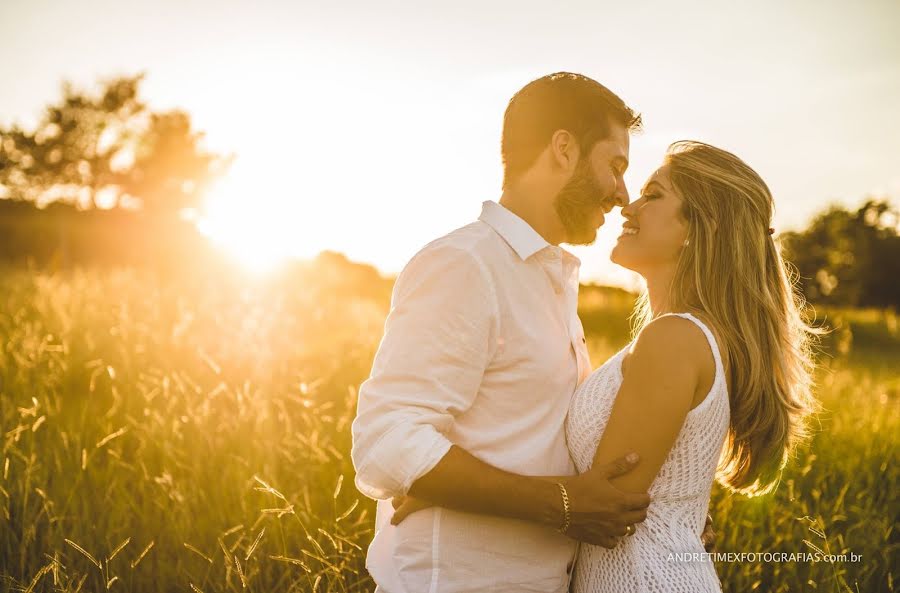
[197,161,314,272]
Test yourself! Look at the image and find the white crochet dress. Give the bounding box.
[566,313,730,593]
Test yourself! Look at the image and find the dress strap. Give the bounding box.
[662,312,726,389]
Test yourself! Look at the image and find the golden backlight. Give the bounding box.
[197,167,297,273]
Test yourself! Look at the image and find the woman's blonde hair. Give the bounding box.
[633,140,819,496]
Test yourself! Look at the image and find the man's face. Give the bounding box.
[553,122,630,245]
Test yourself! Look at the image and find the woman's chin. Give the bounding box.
[610,245,627,265]
[610,248,641,273]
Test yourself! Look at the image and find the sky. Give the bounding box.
[1,0,899,286]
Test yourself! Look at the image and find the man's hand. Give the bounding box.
[559,453,651,549]
[701,513,715,552]
[390,495,433,525]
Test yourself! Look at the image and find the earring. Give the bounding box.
[683,239,690,247]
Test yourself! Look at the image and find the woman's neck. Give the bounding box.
[643,265,677,318]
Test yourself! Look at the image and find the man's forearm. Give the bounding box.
[407,445,564,528]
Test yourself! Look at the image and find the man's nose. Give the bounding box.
[614,184,630,208]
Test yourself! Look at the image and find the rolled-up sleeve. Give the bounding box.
[351,243,499,500]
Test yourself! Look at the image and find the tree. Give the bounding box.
[115,110,231,216]
[0,73,231,216]
[781,199,900,308]
[0,74,145,206]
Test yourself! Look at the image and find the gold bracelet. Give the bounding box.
[555,482,571,534]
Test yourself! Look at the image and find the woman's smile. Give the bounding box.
[618,224,640,238]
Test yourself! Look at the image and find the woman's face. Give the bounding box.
[610,165,689,274]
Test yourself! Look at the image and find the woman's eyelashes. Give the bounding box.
[640,192,660,201]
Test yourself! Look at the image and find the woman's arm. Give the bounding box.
[590,315,713,493]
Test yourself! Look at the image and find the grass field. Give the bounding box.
[0,267,897,592]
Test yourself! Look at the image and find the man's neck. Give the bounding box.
[499,187,564,246]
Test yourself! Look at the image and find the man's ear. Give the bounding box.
[549,129,580,174]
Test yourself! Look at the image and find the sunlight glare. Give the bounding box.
[197,167,297,273]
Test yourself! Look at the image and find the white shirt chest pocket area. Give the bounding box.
[482,314,580,405]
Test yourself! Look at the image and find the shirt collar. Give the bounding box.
[478,200,552,261]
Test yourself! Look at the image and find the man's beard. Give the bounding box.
[553,157,608,246]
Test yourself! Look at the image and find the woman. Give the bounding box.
[562,140,818,591]
[394,140,818,592]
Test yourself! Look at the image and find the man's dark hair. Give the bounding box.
[501,72,642,189]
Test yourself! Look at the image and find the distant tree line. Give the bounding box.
[0,74,897,308]
[781,199,899,309]
[0,198,215,272]
[0,74,234,273]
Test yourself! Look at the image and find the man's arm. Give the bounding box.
[351,243,500,499]
[351,243,649,546]
[408,446,562,525]
[406,445,650,547]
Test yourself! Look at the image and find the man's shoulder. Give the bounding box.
[412,220,504,265]
[391,221,502,302]
[392,221,509,295]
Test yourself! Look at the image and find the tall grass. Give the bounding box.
[0,268,896,592]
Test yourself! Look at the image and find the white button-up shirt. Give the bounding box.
[351,200,591,593]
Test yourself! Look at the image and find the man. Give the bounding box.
[351,72,648,593]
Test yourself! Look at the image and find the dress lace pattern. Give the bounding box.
[566,313,730,593]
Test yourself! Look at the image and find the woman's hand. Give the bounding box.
[390,495,435,525]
